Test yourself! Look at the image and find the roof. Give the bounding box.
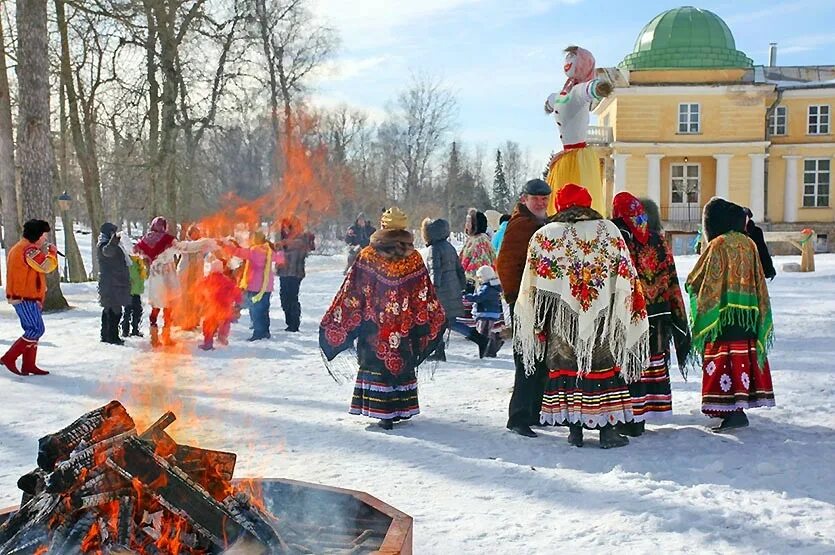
[620,6,753,70]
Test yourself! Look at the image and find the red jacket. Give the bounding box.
[200,272,242,322]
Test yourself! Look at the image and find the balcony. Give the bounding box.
[587,125,613,145]
[662,204,702,223]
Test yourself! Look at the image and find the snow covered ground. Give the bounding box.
[1,247,834,553]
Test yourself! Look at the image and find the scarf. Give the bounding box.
[560,46,596,96]
[513,217,649,382]
[686,231,774,367]
[319,244,447,383]
[612,192,649,245]
[460,234,495,282]
[135,222,175,263]
[240,243,273,303]
[621,226,693,377]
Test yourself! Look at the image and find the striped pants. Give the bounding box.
[13,301,45,340]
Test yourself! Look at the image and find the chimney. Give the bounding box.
[768,43,778,67]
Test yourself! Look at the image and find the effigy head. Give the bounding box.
[564,46,596,82]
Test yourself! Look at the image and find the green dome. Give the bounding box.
[620,6,752,70]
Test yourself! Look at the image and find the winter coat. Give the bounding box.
[277,233,314,279]
[345,222,375,248]
[746,221,777,280]
[97,225,132,309]
[5,240,58,303]
[495,202,546,304]
[234,245,276,293]
[464,282,503,319]
[421,218,466,320]
[492,220,508,254]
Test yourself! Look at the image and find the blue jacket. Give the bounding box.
[464,282,503,319]
[492,221,508,254]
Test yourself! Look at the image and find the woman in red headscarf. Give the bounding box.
[514,184,649,449]
[543,46,613,216]
[611,193,692,436]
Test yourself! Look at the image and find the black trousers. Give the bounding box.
[506,302,548,428]
[101,307,122,342]
[279,276,302,331]
[121,295,142,333]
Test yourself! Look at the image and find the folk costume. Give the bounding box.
[320,208,447,430]
[612,193,692,435]
[514,185,649,448]
[544,46,611,216]
[686,198,775,431]
[2,220,58,376]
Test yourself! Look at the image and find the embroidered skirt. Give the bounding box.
[349,368,420,421]
[628,352,673,421]
[540,367,634,429]
[701,340,775,416]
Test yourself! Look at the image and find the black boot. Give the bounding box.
[485,335,504,358]
[121,313,130,338]
[377,419,394,430]
[109,311,124,345]
[617,421,645,437]
[101,310,109,343]
[567,424,584,447]
[427,342,447,362]
[507,423,537,438]
[599,426,630,449]
[712,411,749,433]
[466,329,490,358]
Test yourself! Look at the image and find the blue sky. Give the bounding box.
[310,0,835,167]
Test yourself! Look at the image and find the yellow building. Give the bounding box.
[592,6,835,252]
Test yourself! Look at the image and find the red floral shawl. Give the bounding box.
[320,243,447,383]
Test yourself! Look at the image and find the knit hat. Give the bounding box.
[380,207,408,230]
[476,265,498,284]
[612,192,649,245]
[555,183,592,212]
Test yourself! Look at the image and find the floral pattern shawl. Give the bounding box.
[319,245,447,383]
[460,233,495,282]
[514,217,649,382]
[686,231,774,367]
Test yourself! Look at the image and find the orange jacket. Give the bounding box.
[6,240,58,302]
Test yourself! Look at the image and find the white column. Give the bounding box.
[713,154,733,199]
[612,153,631,194]
[645,154,664,206]
[748,153,767,220]
[783,155,802,223]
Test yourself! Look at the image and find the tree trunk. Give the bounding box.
[153,1,180,228]
[254,0,282,182]
[144,0,160,220]
[56,0,103,276]
[16,0,68,311]
[0,16,20,247]
[56,76,86,282]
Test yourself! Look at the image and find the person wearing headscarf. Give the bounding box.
[97,222,132,345]
[743,208,776,280]
[175,224,206,331]
[515,184,649,448]
[611,193,692,436]
[457,209,501,352]
[2,220,58,376]
[320,207,447,430]
[134,216,217,347]
[686,198,775,432]
[543,46,613,216]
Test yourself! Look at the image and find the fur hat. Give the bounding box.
[381,207,408,230]
[555,183,592,212]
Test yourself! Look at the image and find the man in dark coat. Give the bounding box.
[97,222,132,345]
[496,178,552,437]
[743,208,777,280]
[277,217,314,332]
[345,213,375,273]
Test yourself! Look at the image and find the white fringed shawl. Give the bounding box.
[513,218,649,382]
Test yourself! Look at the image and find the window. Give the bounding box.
[678,103,700,134]
[808,105,830,135]
[803,158,830,207]
[670,163,700,204]
[769,106,787,136]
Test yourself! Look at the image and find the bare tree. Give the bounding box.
[503,140,529,197]
[0,15,20,249]
[16,0,68,310]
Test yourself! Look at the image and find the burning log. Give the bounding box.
[45,430,136,494]
[37,401,135,472]
[15,470,46,507]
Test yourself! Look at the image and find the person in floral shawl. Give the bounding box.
[686,197,775,432]
[460,210,495,283]
[320,207,448,430]
[515,184,649,449]
[611,193,692,437]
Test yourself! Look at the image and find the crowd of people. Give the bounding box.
[321,180,777,447]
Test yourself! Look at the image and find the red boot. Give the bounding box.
[1,337,27,375]
[21,340,49,376]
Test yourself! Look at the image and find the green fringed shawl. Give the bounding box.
[685,231,774,367]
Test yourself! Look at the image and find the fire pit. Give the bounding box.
[0,402,412,554]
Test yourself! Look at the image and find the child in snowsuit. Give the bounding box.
[199,259,242,350]
[122,254,147,337]
[464,265,505,357]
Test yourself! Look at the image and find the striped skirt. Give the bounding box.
[702,340,775,416]
[540,367,634,429]
[628,352,673,421]
[349,368,420,421]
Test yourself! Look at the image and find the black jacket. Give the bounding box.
[746,221,777,280]
[422,218,466,320]
[97,223,132,309]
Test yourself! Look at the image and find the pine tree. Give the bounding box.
[492,149,511,211]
